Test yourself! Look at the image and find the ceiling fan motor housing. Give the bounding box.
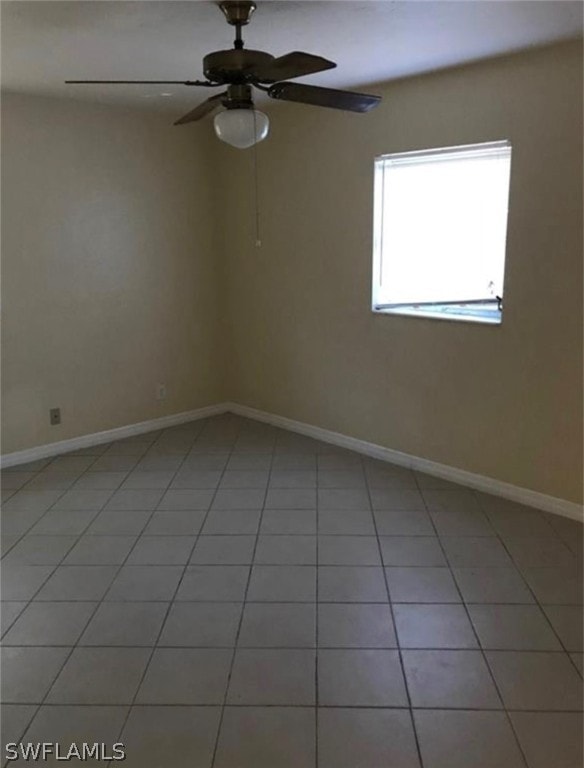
[203,49,274,84]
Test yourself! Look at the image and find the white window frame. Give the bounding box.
[372,140,512,325]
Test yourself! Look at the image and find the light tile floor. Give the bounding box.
[1,413,582,767]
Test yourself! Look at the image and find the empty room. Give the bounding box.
[1,1,583,766]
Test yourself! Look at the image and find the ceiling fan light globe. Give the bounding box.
[213,108,269,149]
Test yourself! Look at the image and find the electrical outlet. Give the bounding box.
[50,408,61,425]
[156,384,167,401]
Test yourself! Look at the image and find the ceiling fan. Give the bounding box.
[66,0,381,148]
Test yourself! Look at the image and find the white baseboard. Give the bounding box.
[0,403,230,469]
[227,402,584,522]
[2,399,581,522]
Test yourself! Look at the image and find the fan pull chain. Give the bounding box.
[253,109,262,247]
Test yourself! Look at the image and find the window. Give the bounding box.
[372,140,512,324]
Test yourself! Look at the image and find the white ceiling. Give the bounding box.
[2,0,582,115]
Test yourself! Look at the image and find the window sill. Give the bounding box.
[372,304,502,325]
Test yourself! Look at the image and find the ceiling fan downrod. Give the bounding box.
[219,1,256,49]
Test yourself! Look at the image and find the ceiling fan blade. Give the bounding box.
[174,91,228,125]
[251,52,336,83]
[268,82,381,113]
[65,80,214,86]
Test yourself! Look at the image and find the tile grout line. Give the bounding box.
[473,491,584,679]
[1,444,120,558]
[209,422,279,768]
[4,701,584,713]
[0,441,144,567]
[1,554,82,762]
[1,448,135,765]
[102,417,225,766]
[363,458,427,768]
[0,529,85,639]
[4,643,579,653]
[15,530,584,539]
[1,448,126,758]
[17,419,209,761]
[1,490,88,597]
[432,486,530,768]
[315,452,320,768]
[2,441,163,766]
[5,420,203,766]
[473,499,584,728]
[2,426,187,555]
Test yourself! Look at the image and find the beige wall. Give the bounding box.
[220,41,583,503]
[1,93,224,452]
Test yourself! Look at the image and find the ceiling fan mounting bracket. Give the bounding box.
[219,1,256,27]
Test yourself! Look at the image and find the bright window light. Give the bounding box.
[372,141,512,324]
